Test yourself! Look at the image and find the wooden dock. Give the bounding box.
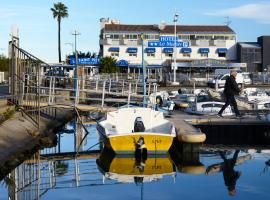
[168,112,206,143]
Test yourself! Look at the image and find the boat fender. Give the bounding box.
[156,96,163,106]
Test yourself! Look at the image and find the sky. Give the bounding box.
[0,0,269,63]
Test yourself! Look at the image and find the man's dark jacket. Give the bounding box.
[224,75,240,96]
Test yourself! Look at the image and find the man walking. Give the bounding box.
[218,69,242,117]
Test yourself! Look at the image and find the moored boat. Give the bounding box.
[97,107,176,154]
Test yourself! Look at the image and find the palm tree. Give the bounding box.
[100,56,118,73]
[51,2,68,63]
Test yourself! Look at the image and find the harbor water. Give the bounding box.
[0,123,270,200]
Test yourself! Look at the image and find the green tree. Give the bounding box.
[51,2,68,63]
[0,55,9,72]
[100,56,118,73]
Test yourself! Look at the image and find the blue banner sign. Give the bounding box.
[148,41,190,48]
[69,57,100,65]
[160,36,178,42]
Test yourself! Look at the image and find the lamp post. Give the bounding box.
[140,33,147,107]
[173,12,179,85]
[71,30,81,105]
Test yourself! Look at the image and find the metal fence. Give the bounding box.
[9,42,42,127]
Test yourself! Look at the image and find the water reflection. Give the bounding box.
[96,151,176,184]
[1,121,270,200]
[220,150,242,196]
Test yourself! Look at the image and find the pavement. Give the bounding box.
[0,112,38,164]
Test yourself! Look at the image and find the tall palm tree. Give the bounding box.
[51,2,68,63]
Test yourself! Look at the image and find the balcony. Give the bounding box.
[214,40,226,47]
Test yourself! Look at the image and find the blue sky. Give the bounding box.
[0,0,269,62]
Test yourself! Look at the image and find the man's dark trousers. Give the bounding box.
[218,95,240,116]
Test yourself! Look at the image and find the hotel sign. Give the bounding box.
[148,41,189,47]
[160,36,178,42]
[148,35,189,47]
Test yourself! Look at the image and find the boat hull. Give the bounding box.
[97,127,174,154]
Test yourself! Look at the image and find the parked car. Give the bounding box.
[207,73,244,88]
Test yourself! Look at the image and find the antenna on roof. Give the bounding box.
[224,16,232,26]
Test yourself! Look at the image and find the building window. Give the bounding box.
[147,53,155,57]
[218,53,226,57]
[182,53,191,57]
[124,34,138,40]
[144,35,159,40]
[165,53,173,57]
[111,52,119,57]
[129,53,137,57]
[179,35,190,40]
[201,53,208,58]
[106,34,120,40]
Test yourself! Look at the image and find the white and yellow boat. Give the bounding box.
[97,107,176,154]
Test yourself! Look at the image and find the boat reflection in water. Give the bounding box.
[96,150,176,184]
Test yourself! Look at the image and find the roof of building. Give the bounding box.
[103,24,235,34]
[238,42,261,48]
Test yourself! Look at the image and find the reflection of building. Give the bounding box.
[99,18,245,72]
[237,36,270,72]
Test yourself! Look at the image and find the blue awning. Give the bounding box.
[199,48,210,53]
[145,48,156,53]
[181,48,192,53]
[163,48,174,53]
[108,47,120,52]
[147,65,162,69]
[116,60,128,67]
[217,48,228,53]
[127,47,138,53]
[127,64,162,69]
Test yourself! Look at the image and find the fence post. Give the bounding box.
[148,82,151,96]
[21,72,25,105]
[96,80,98,91]
[109,79,111,93]
[75,78,80,105]
[153,83,157,109]
[101,81,106,108]
[48,76,52,105]
[215,79,218,92]
[135,80,138,94]
[122,80,125,95]
[127,83,131,107]
[52,77,56,104]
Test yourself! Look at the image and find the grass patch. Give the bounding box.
[0,107,15,124]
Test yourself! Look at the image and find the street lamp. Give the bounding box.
[173,12,179,85]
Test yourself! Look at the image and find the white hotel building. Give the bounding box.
[99,19,245,73]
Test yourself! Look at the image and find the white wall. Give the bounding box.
[103,39,237,65]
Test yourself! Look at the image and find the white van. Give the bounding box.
[208,73,244,88]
